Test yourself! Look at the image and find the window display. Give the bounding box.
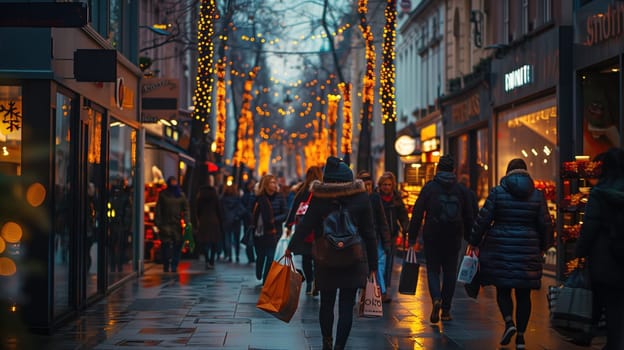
[0,86,22,176]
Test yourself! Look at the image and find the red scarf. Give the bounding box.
[381,193,393,202]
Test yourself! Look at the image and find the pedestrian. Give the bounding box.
[241,178,257,263]
[377,171,409,290]
[195,180,224,269]
[468,158,553,349]
[253,174,288,284]
[285,166,323,295]
[220,184,246,263]
[154,176,191,273]
[407,154,474,323]
[575,147,624,350]
[357,170,392,302]
[286,156,378,350]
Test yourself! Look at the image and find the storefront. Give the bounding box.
[441,69,492,205]
[490,26,573,277]
[553,0,624,279]
[0,26,142,332]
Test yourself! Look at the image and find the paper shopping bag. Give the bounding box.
[358,273,383,317]
[457,250,479,283]
[398,248,420,295]
[256,255,303,322]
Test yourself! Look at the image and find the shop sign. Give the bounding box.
[394,135,417,156]
[141,78,179,123]
[114,77,135,111]
[422,137,440,153]
[504,65,533,92]
[584,3,624,46]
[451,94,480,124]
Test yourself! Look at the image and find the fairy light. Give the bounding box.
[191,0,217,130]
[339,82,352,155]
[380,0,397,124]
[233,67,260,167]
[327,94,341,157]
[215,59,227,155]
[358,0,376,110]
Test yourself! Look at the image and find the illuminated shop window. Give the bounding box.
[0,86,22,176]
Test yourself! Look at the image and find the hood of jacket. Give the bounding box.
[501,169,535,199]
[433,171,457,189]
[309,179,366,198]
[592,179,624,206]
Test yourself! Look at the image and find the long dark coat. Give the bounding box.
[288,180,378,290]
[195,185,224,244]
[468,169,553,289]
[154,189,190,244]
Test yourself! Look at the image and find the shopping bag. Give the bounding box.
[181,223,195,254]
[550,268,594,332]
[457,248,479,283]
[358,273,383,317]
[256,254,303,323]
[398,248,420,295]
[274,231,292,261]
[295,193,313,216]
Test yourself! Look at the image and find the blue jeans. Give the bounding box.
[320,288,358,349]
[254,236,276,283]
[376,241,387,294]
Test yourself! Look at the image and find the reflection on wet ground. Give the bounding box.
[4,256,607,349]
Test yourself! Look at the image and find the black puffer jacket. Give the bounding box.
[469,169,553,289]
[575,179,624,288]
[288,180,378,290]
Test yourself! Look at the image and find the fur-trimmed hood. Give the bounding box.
[309,179,366,198]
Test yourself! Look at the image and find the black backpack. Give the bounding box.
[432,184,463,227]
[312,200,365,267]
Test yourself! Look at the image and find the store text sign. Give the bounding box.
[585,4,624,46]
[451,94,480,124]
[504,65,533,92]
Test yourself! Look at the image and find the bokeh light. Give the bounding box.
[26,182,46,207]
[0,237,5,254]
[1,222,23,243]
[0,257,17,276]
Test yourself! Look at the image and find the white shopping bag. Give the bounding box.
[358,273,383,317]
[273,230,292,261]
[457,249,479,283]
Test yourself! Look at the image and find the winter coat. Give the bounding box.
[575,178,624,288]
[252,192,288,249]
[468,169,553,289]
[370,191,391,251]
[195,185,224,244]
[154,188,191,244]
[220,194,246,233]
[285,187,315,255]
[379,190,409,239]
[407,171,475,252]
[288,180,378,290]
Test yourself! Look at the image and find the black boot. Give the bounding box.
[322,336,333,350]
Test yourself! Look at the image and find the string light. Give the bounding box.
[327,94,341,157]
[191,0,217,130]
[380,0,397,124]
[339,83,352,155]
[215,59,227,155]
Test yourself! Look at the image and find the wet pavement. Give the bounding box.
[3,254,606,350]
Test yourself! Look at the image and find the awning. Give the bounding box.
[145,133,196,166]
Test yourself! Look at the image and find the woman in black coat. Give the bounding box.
[576,148,624,350]
[286,157,378,350]
[468,159,553,349]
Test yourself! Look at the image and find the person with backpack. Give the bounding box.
[406,155,474,323]
[286,156,378,350]
[467,158,553,349]
[575,147,624,350]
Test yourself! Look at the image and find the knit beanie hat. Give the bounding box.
[506,158,527,174]
[437,154,455,172]
[323,156,353,183]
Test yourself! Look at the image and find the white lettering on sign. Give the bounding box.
[504,65,533,92]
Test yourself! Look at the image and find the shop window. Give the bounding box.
[108,119,136,284]
[580,60,621,159]
[476,128,490,205]
[0,86,22,176]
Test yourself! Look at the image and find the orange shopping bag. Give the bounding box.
[256,254,303,322]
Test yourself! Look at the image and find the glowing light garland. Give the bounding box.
[327,94,341,157]
[191,0,216,130]
[358,0,376,111]
[380,0,397,124]
[215,59,227,155]
[233,67,260,168]
[339,82,352,155]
